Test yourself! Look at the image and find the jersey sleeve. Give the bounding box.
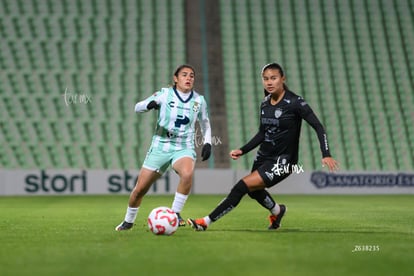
[239,104,265,154]
[134,89,166,113]
[297,97,331,157]
[198,97,212,145]
[239,130,265,155]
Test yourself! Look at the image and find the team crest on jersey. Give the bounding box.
[193,102,200,112]
[274,108,283,118]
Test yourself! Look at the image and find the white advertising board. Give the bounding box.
[0,169,413,196]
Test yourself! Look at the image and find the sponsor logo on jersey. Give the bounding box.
[175,115,190,128]
[168,101,191,111]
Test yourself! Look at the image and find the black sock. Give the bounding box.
[209,180,249,222]
[248,189,276,210]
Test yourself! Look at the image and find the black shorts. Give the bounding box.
[252,156,293,188]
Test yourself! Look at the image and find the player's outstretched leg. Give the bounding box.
[268,204,287,230]
[188,180,249,231]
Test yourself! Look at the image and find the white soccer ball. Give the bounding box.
[147,206,179,235]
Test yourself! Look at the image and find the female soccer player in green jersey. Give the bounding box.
[116,64,212,231]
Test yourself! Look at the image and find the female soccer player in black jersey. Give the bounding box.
[188,62,339,231]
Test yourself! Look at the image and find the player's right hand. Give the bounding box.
[229,149,243,160]
[322,157,339,172]
[147,100,160,110]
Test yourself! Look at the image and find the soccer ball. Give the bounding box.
[147,206,178,235]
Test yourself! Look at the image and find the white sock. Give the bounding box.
[124,207,139,223]
[204,216,212,226]
[171,192,188,213]
[270,203,280,216]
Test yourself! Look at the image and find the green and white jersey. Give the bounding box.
[135,87,212,151]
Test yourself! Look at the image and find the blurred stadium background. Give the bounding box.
[0,0,413,180]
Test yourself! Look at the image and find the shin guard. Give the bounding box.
[209,180,249,222]
[248,189,276,210]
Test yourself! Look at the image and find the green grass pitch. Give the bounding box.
[1,194,413,276]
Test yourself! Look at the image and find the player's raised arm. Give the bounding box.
[134,91,163,113]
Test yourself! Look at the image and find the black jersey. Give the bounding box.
[240,90,331,164]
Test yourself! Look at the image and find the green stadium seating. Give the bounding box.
[219,0,413,171]
[1,0,412,171]
[0,0,185,169]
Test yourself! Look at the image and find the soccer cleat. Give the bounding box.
[268,204,287,230]
[176,213,186,227]
[115,221,134,231]
[187,218,208,231]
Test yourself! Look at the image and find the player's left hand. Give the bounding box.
[201,143,211,161]
[147,100,160,110]
[322,157,339,172]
